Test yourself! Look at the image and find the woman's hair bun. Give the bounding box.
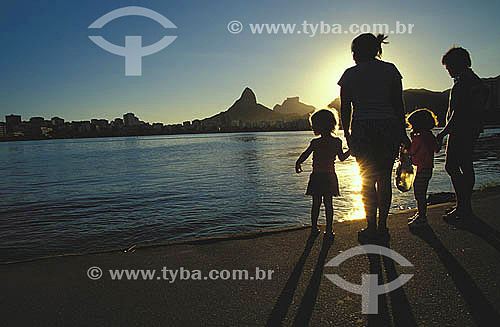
[351,33,389,63]
[376,34,389,45]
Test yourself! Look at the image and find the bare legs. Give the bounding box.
[359,160,394,232]
[462,160,475,213]
[375,172,393,230]
[311,195,334,233]
[361,176,377,230]
[323,196,334,233]
[446,159,475,214]
[413,169,432,218]
[311,195,321,229]
[445,133,478,216]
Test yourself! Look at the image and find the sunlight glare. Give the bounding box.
[340,162,366,222]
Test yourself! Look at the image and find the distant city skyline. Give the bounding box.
[4,73,499,127]
[1,0,499,124]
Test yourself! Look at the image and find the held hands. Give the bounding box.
[401,132,411,149]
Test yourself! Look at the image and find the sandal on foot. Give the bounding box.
[311,226,321,235]
[445,206,457,214]
[443,208,462,220]
[408,213,419,223]
[324,231,335,239]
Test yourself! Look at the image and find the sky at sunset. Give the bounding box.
[1,0,499,124]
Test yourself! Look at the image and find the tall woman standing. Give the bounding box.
[338,33,410,242]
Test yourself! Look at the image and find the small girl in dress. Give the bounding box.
[296,109,350,238]
[406,108,439,227]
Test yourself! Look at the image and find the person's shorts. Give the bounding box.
[351,119,400,176]
[445,130,480,168]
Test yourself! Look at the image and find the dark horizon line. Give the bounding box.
[3,73,499,126]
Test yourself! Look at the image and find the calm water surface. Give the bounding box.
[1,130,499,262]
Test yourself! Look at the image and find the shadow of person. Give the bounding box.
[382,253,418,327]
[366,253,392,327]
[292,237,334,326]
[444,215,500,253]
[411,225,500,326]
[360,240,417,327]
[355,237,391,325]
[266,232,318,326]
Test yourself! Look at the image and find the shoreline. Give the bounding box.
[1,128,311,143]
[0,202,454,266]
[1,185,497,266]
[1,126,499,143]
[3,187,500,326]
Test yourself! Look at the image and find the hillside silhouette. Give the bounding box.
[202,88,315,125]
[328,74,499,126]
[201,74,498,128]
[273,97,316,118]
[328,89,449,126]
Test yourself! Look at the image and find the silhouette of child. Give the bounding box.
[296,109,350,239]
[406,109,440,227]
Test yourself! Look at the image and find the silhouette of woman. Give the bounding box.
[338,33,410,242]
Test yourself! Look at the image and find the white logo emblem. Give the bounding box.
[325,245,413,314]
[88,6,177,76]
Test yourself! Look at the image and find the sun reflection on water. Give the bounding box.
[339,162,366,222]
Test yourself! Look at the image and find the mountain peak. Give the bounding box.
[274,96,315,116]
[240,87,257,104]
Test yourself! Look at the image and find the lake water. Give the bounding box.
[1,129,499,262]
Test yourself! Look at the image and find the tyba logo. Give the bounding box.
[88,6,177,76]
[325,245,413,314]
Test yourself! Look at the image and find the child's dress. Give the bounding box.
[305,137,341,196]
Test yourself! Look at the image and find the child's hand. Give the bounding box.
[295,163,303,174]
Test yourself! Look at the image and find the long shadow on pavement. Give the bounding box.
[366,253,392,327]
[266,232,318,326]
[444,215,500,253]
[292,237,334,326]
[382,252,418,327]
[411,225,500,326]
[363,240,417,327]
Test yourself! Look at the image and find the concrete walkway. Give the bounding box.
[2,188,500,326]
